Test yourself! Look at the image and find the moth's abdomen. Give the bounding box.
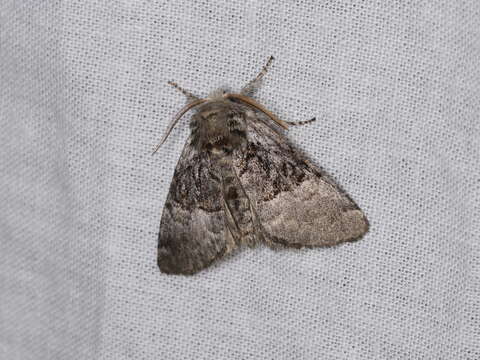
[220,159,258,246]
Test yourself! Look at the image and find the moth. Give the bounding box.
[154,56,368,275]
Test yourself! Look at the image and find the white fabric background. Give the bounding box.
[1,1,479,359]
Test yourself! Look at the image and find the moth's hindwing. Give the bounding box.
[157,137,236,275]
[232,115,369,248]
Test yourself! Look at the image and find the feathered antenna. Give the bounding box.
[152,98,206,155]
[223,93,289,129]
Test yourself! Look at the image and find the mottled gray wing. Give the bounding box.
[158,138,236,274]
[232,118,369,248]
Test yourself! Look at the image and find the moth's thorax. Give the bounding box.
[190,100,247,155]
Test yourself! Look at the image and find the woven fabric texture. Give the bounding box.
[1,1,479,359]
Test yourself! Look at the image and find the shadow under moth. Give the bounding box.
[154,56,368,275]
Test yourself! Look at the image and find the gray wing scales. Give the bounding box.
[158,138,236,274]
[232,118,369,248]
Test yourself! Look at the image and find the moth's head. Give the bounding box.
[194,100,237,122]
[152,90,289,154]
[191,100,247,153]
[173,92,289,130]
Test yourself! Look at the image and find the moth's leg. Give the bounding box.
[240,56,275,95]
[284,117,316,126]
[168,81,200,102]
